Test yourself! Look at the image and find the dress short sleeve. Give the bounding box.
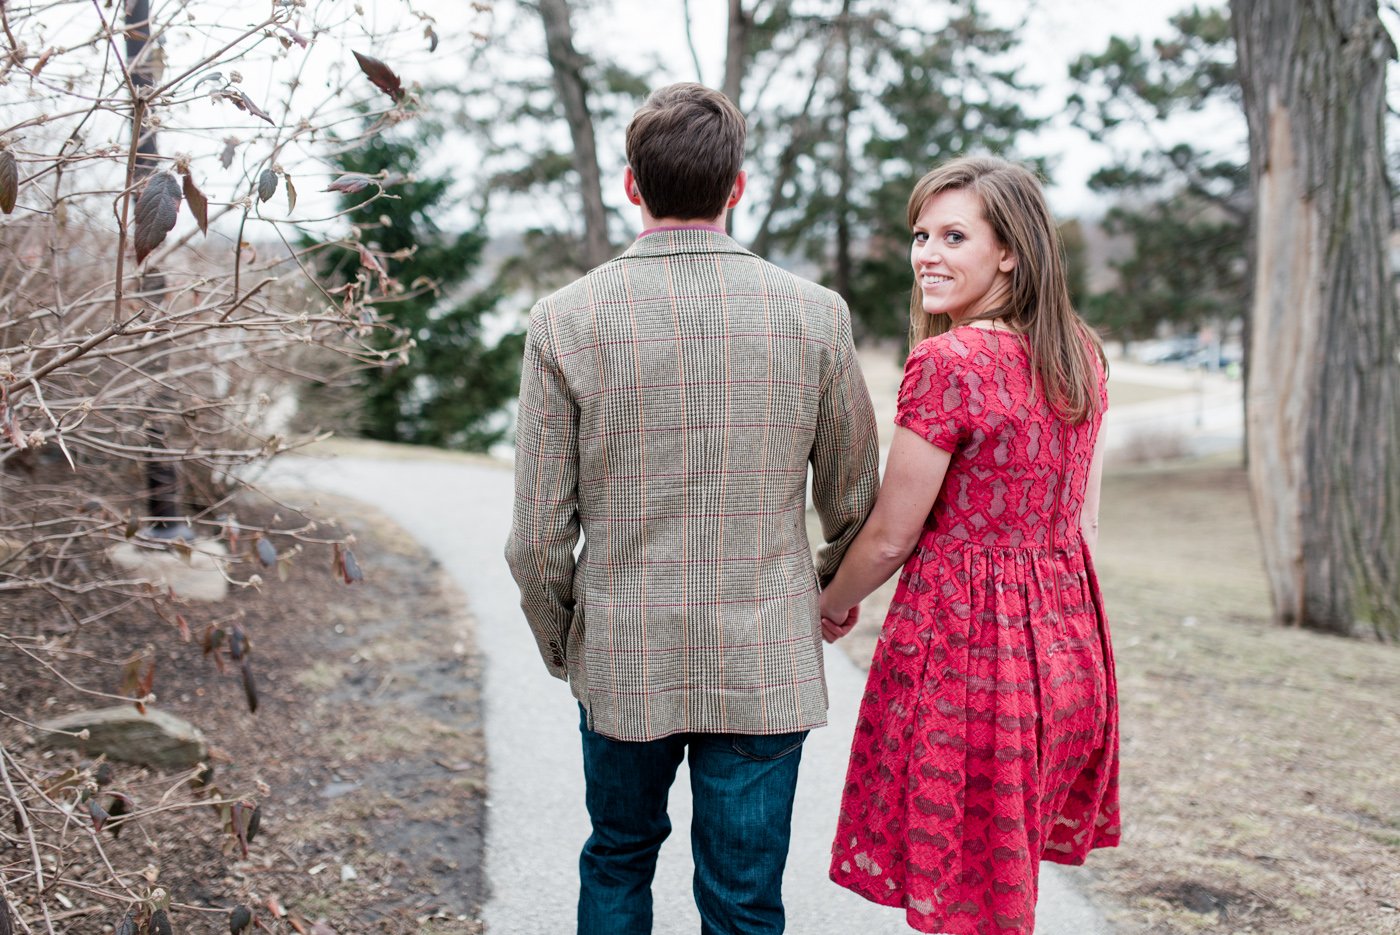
[894,336,967,453]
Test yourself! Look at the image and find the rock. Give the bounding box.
[108,538,229,602]
[38,706,208,769]
[340,864,357,883]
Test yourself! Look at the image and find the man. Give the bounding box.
[504,82,879,935]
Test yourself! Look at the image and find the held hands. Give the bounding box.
[820,603,859,644]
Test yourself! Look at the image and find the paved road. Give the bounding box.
[263,454,1114,935]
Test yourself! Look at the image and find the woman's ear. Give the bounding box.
[998,246,1017,273]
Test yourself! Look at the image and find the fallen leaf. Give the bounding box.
[285,176,297,213]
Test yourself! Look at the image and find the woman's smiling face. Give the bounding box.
[910,187,1016,323]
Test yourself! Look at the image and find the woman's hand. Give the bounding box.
[821,604,859,643]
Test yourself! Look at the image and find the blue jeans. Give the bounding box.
[577,705,807,935]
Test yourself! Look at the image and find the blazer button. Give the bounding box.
[552,655,564,667]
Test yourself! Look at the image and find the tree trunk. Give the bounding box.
[1232,0,1400,636]
[723,0,750,106]
[833,0,854,301]
[748,37,833,258]
[538,0,610,269]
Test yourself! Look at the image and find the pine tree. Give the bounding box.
[1067,6,1248,341]
[319,124,524,451]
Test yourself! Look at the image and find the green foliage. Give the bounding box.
[319,123,523,451]
[1068,5,1248,339]
[742,2,1041,339]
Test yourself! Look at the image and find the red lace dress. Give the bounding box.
[830,328,1120,935]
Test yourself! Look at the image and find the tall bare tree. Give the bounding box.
[538,0,611,268]
[1232,0,1400,637]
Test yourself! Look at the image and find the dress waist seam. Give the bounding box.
[925,530,1084,554]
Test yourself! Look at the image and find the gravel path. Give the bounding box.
[263,453,1114,935]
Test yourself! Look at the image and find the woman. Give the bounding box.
[822,156,1120,935]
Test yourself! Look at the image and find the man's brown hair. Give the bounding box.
[625,83,745,221]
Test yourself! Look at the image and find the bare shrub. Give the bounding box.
[0,0,482,927]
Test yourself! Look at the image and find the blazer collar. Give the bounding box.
[618,227,756,261]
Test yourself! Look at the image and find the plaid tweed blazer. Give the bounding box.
[504,228,879,741]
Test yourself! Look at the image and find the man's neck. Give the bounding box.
[638,210,728,234]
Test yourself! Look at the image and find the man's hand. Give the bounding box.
[821,604,859,643]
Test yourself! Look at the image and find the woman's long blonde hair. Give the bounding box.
[907,156,1105,425]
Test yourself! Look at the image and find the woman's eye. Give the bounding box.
[913,231,928,244]
[945,231,964,244]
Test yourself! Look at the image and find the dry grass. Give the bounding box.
[832,451,1400,934]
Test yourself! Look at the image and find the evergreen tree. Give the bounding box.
[737,2,1040,339]
[1067,6,1248,341]
[319,123,524,451]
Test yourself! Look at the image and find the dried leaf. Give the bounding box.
[124,511,138,539]
[325,173,372,194]
[96,762,115,786]
[341,547,363,584]
[257,169,278,203]
[332,541,344,579]
[220,137,239,170]
[116,909,140,935]
[0,150,17,215]
[148,908,172,935]
[381,171,405,188]
[87,798,109,832]
[231,802,250,856]
[228,626,248,662]
[239,91,275,125]
[246,804,262,842]
[256,537,277,566]
[229,904,253,935]
[424,25,438,52]
[132,171,182,264]
[279,25,311,47]
[121,654,143,699]
[277,556,290,582]
[203,625,226,656]
[240,658,259,714]
[138,658,156,698]
[182,172,208,235]
[30,47,54,78]
[107,793,130,838]
[285,176,297,213]
[0,896,17,935]
[176,613,191,642]
[352,50,405,102]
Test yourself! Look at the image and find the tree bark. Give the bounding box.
[1232,0,1400,636]
[538,0,610,269]
[833,0,853,301]
[723,0,751,106]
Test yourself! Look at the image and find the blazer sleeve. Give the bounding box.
[810,300,880,587]
[504,300,579,680]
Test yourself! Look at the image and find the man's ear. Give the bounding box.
[623,166,643,207]
[727,169,747,209]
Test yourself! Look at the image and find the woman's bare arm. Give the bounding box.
[1080,427,1107,559]
[819,425,953,641]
